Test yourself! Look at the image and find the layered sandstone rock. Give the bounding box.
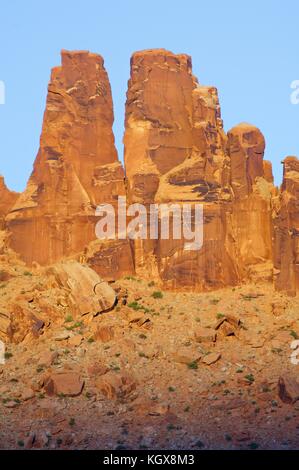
[124,49,274,289]
[0,176,19,224]
[6,50,133,279]
[2,48,297,294]
[273,157,299,296]
[49,260,117,316]
[227,124,274,283]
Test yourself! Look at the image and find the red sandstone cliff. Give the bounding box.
[124,49,275,289]
[0,176,19,221]
[5,50,134,279]
[1,48,297,294]
[273,157,299,296]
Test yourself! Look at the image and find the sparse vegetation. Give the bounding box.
[248,442,259,450]
[245,374,255,383]
[187,361,198,370]
[138,352,148,358]
[64,314,73,323]
[195,440,205,448]
[65,321,83,331]
[152,291,163,299]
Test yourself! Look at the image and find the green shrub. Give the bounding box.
[152,291,163,299]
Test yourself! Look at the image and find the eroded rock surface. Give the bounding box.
[6,50,133,280]
[0,48,298,295]
[124,49,275,290]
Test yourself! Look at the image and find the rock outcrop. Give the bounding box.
[124,49,275,289]
[6,50,134,280]
[1,48,297,294]
[0,176,19,225]
[227,124,274,283]
[273,157,299,296]
[49,260,117,316]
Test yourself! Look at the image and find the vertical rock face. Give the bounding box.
[124,49,274,289]
[0,176,19,221]
[6,50,134,278]
[274,157,299,296]
[228,123,265,200]
[227,124,274,282]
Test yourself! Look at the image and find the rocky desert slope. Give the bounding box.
[0,265,299,449]
[0,49,298,449]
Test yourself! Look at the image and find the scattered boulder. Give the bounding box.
[127,311,144,324]
[87,363,108,377]
[194,327,216,343]
[21,388,35,401]
[94,325,114,343]
[4,401,18,408]
[271,300,288,317]
[30,377,45,392]
[202,352,221,365]
[38,351,59,367]
[95,371,136,400]
[278,375,299,404]
[50,261,116,316]
[44,372,84,397]
[214,315,240,334]
[171,350,202,365]
[0,303,45,344]
[24,433,36,449]
[68,335,83,347]
[54,332,70,341]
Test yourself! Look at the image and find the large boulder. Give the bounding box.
[50,260,116,316]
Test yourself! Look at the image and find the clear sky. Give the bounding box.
[0,0,298,192]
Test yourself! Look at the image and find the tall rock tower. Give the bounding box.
[124,49,274,289]
[6,50,133,278]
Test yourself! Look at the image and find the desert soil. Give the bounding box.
[0,274,299,450]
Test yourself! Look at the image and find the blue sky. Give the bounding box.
[0,0,298,191]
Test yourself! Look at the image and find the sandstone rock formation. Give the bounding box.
[124,49,275,290]
[0,176,19,226]
[273,157,299,296]
[6,50,133,279]
[1,48,298,295]
[49,260,117,316]
[227,124,274,283]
